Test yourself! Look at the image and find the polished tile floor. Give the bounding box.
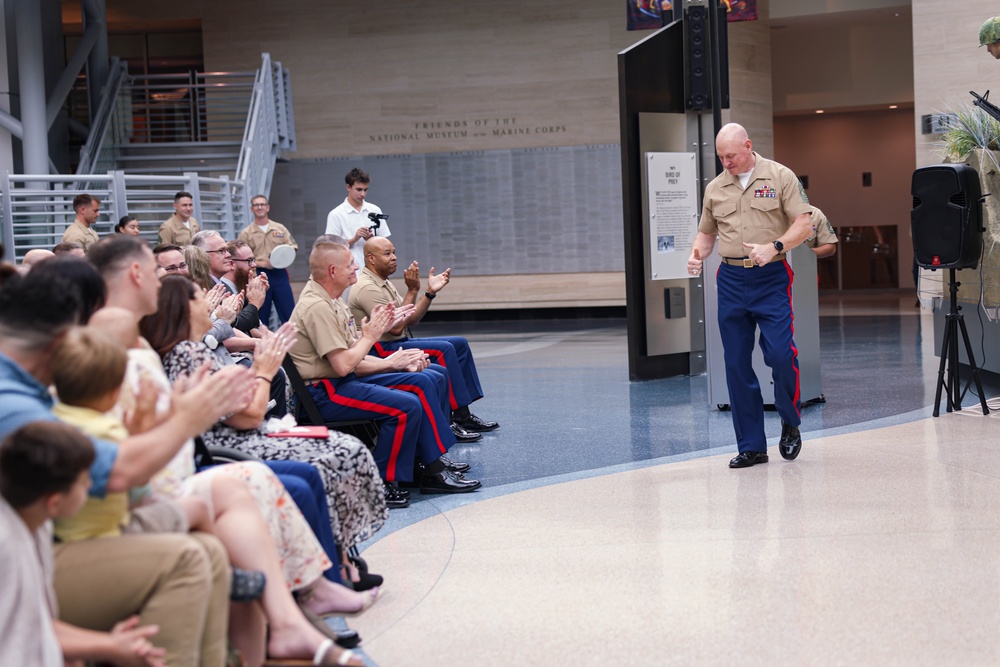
[343,291,1000,666]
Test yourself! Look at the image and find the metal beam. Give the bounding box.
[82,0,110,122]
[0,110,23,138]
[14,0,49,175]
[46,18,102,129]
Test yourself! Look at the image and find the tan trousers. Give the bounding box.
[53,532,230,667]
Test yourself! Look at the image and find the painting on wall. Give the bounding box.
[724,0,757,22]
[627,0,756,30]
[626,0,672,31]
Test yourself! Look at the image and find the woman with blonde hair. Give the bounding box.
[183,244,214,291]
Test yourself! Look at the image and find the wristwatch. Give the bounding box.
[772,240,784,253]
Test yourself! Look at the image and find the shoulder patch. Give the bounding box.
[797,179,810,204]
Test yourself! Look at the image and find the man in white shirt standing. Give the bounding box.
[325,168,391,279]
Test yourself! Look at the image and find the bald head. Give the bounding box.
[89,306,140,350]
[363,237,396,278]
[21,249,55,270]
[716,123,755,176]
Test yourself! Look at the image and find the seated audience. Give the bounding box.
[0,421,167,667]
[140,275,389,574]
[289,235,479,504]
[0,266,251,667]
[349,237,499,441]
[192,230,267,334]
[50,325,369,666]
[92,237,383,591]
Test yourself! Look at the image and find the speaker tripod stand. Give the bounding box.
[933,268,990,417]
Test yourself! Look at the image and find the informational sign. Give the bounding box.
[644,152,699,281]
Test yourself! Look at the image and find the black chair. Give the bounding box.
[281,356,379,449]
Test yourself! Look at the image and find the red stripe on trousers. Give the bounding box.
[375,342,459,411]
[422,348,458,410]
[319,379,407,481]
[782,260,802,417]
[389,383,447,454]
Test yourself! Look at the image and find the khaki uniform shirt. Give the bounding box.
[803,206,838,248]
[698,153,812,258]
[237,219,298,264]
[157,214,200,246]
[348,266,406,342]
[289,279,358,382]
[60,220,100,251]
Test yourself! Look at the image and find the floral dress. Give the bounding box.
[122,346,331,589]
[162,340,388,547]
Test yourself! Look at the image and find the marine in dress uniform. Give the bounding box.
[688,123,814,468]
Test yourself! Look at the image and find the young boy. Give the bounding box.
[0,421,164,666]
[50,326,211,540]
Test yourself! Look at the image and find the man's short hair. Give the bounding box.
[0,422,95,509]
[344,168,370,187]
[313,234,349,248]
[251,194,268,203]
[0,270,81,344]
[52,327,128,409]
[190,230,222,248]
[72,194,98,211]
[153,243,184,256]
[28,256,107,324]
[227,239,250,254]
[174,191,193,203]
[53,242,84,255]
[87,235,150,280]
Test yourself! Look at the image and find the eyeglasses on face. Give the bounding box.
[162,262,188,272]
[251,202,269,208]
[205,248,230,255]
[232,257,256,265]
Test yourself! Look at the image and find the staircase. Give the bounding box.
[0,54,295,261]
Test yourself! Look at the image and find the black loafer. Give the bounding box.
[440,455,471,473]
[383,482,410,509]
[779,423,802,460]
[450,422,483,442]
[420,470,482,494]
[729,451,769,468]
[454,413,500,432]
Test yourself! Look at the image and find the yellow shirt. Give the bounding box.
[51,403,129,542]
[289,279,360,382]
[237,219,298,264]
[157,214,200,246]
[60,220,100,252]
[348,266,407,342]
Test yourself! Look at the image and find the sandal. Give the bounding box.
[262,638,362,666]
[230,567,266,602]
[295,596,363,648]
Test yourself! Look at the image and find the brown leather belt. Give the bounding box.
[721,254,785,268]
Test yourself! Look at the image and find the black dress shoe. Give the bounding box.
[383,482,410,509]
[729,451,769,468]
[779,423,802,460]
[420,470,482,494]
[450,422,483,442]
[454,412,500,432]
[440,455,471,473]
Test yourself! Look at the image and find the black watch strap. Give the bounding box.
[772,240,784,253]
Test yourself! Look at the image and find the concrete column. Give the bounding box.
[14,0,48,175]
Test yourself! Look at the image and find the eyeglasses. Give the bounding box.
[232,257,256,265]
[251,203,269,208]
[205,248,230,255]
[161,262,188,273]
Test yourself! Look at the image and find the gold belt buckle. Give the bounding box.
[743,258,754,268]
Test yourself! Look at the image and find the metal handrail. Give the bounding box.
[75,58,128,177]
